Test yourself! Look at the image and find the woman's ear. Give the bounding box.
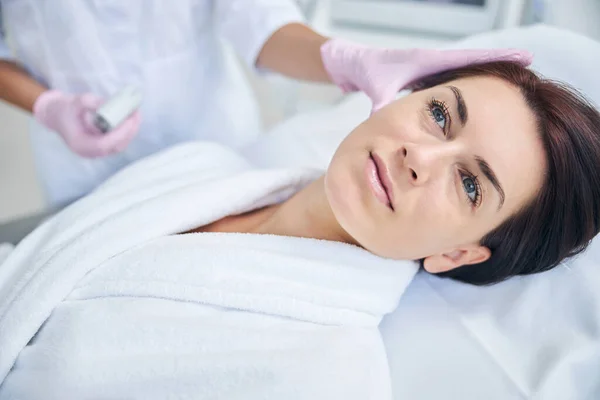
[422,245,491,274]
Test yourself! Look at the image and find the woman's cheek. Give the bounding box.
[413,190,452,233]
[375,108,415,140]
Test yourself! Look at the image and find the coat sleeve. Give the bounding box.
[0,5,16,60]
[214,0,305,70]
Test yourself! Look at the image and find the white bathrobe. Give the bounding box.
[0,142,417,400]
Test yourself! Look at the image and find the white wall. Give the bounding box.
[0,104,44,223]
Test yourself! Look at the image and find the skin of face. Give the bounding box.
[323,76,546,273]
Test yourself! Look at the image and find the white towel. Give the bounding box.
[0,142,417,400]
[0,244,12,265]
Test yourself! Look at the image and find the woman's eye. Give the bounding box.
[432,106,446,129]
[461,174,481,206]
[428,99,450,135]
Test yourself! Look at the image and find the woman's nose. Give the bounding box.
[400,143,452,185]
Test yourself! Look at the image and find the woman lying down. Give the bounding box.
[1,60,600,399]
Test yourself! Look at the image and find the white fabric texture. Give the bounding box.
[0,0,304,207]
[0,142,417,399]
[241,25,600,399]
[0,244,12,265]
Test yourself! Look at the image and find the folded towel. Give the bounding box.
[0,142,417,400]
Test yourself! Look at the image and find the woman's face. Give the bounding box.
[325,76,546,273]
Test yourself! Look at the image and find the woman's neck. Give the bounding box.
[254,176,358,245]
[192,176,358,247]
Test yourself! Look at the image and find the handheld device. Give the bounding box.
[93,85,142,133]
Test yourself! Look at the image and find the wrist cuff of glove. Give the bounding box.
[320,38,362,92]
[32,90,65,123]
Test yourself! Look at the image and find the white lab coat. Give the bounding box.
[0,0,303,207]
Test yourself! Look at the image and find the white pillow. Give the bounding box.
[241,24,600,399]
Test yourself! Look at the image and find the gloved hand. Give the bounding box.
[320,39,534,112]
[33,90,141,158]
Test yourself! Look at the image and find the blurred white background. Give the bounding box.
[1,0,599,223]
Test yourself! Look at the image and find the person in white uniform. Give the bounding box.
[0,0,530,208]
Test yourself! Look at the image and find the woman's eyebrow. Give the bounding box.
[446,85,468,127]
[476,155,506,209]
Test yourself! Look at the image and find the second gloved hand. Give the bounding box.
[320,39,534,112]
[33,90,141,158]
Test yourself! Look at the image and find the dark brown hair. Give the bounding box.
[415,61,600,285]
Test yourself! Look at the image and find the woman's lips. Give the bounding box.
[367,152,394,210]
[372,152,395,205]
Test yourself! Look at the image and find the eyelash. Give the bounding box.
[427,98,451,136]
[427,98,482,208]
[458,168,483,208]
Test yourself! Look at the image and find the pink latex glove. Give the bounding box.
[320,39,534,112]
[33,90,141,158]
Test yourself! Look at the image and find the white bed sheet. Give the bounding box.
[241,24,600,399]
